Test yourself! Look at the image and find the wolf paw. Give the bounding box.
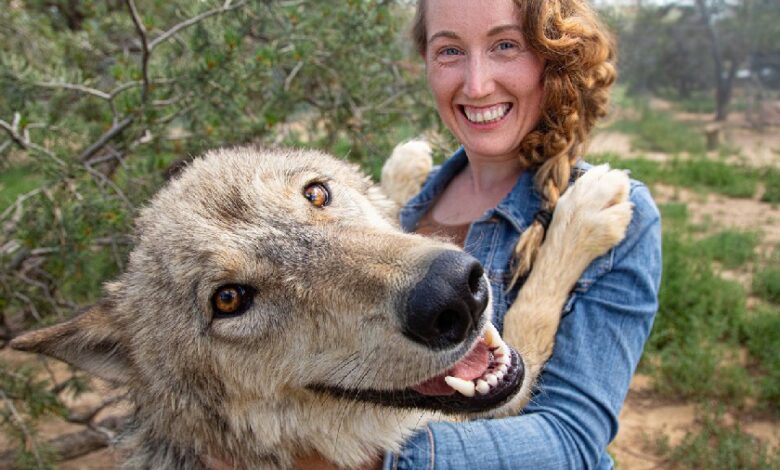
[549,165,633,259]
[380,140,433,206]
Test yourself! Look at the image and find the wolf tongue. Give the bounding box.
[410,340,490,396]
[446,340,490,381]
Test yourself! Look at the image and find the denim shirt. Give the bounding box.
[383,148,662,470]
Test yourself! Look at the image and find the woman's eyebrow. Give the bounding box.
[428,30,459,43]
[487,24,523,37]
[428,24,523,44]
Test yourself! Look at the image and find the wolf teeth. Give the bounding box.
[445,376,476,397]
[443,322,515,398]
[484,322,501,348]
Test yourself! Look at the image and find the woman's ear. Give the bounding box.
[10,300,132,384]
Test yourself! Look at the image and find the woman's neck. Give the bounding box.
[465,157,525,197]
[428,156,525,225]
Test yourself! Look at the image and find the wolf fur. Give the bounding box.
[10,144,632,469]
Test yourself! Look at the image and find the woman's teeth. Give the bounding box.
[463,104,510,124]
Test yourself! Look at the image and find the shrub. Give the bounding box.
[698,230,759,269]
[753,268,780,304]
[657,407,780,469]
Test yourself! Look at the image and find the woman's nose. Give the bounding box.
[463,55,495,99]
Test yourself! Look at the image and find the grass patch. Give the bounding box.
[651,231,747,352]
[656,407,780,469]
[644,221,757,405]
[658,202,688,231]
[753,268,780,304]
[610,105,706,154]
[669,157,757,198]
[698,230,759,269]
[587,153,759,199]
[675,94,717,114]
[742,306,780,413]
[761,168,780,204]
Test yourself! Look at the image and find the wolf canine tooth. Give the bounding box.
[444,376,476,397]
[484,322,501,347]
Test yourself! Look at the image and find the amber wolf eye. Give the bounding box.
[211,284,255,318]
[303,182,330,208]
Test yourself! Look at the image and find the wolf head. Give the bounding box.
[11,147,524,468]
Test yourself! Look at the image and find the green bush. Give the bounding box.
[742,307,780,413]
[611,105,706,154]
[586,153,759,199]
[762,168,780,204]
[753,268,780,304]
[698,230,759,269]
[670,158,757,199]
[651,231,747,352]
[657,407,780,470]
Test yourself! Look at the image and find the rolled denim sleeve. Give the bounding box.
[386,183,662,470]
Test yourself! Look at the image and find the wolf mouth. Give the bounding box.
[310,323,525,413]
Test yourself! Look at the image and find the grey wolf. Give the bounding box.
[11,144,631,469]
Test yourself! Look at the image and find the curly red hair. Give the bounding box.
[412,0,617,283]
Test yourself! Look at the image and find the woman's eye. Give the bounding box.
[211,284,255,318]
[442,47,461,56]
[496,41,516,51]
[303,182,330,208]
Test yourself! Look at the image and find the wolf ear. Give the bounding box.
[10,301,131,384]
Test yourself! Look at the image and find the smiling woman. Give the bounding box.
[386,0,661,469]
[423,4,545,171]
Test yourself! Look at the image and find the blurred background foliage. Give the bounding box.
[1,0,780,468]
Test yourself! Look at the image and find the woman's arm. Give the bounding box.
[386,184,661,469]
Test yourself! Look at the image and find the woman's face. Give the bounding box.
[424,0,545,164]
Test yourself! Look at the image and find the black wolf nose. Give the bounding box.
[403,251,489,350]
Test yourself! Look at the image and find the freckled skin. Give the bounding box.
[424,0,545,166]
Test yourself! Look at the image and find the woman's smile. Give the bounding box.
[460,103,513,126]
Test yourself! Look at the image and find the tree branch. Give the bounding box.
[33,81,112,101]
[148,0,249,51]
[0,117,67,167]
[78,116,134,162]
[125,0,151,103]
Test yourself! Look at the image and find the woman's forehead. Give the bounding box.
[425,0,521,40]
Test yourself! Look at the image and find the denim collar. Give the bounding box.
[400,147,543,235]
